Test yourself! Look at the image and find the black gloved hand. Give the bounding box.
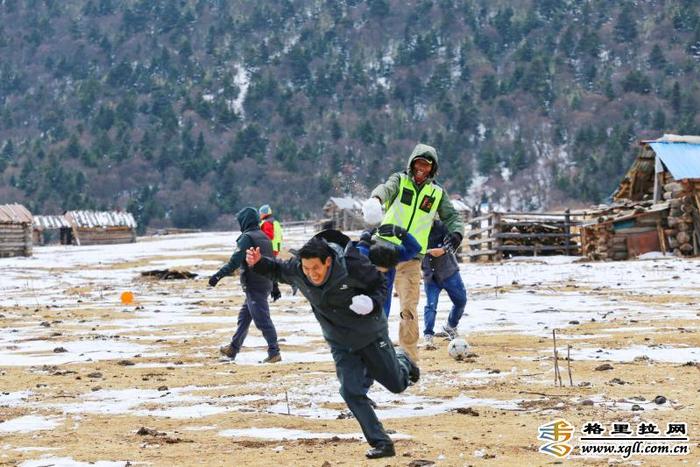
[271,282,281,302]
[208,274,221,287]
[448,232,462,250]
[358,228,376,248]
[378,224,408,240]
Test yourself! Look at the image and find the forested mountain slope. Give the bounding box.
[1,0,699,230]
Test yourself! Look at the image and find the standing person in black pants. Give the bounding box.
[246,231,419,459]
[209,207,281,364]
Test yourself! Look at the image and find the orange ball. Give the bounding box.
[120,291,135,305]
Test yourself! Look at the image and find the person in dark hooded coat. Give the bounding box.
[209,207,281,363]
[246,231,419,459]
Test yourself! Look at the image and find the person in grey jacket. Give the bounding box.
[422,220,467,349]
[246,231,419,460]
[209,207,281,363]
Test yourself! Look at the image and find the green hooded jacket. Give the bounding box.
[370,143,464,256]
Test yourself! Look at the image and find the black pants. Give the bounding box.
[329,331,412,447]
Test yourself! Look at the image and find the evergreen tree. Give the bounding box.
[614,3,638,43]
[648,44,666,69]
[671,81,682,115]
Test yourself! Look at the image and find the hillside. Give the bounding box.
[1,0,700,230]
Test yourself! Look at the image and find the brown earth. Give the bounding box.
[1,262,699,466]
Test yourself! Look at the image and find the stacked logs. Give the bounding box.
[665,180,700,256]
[582,223,618,261]
[499,219,580,258]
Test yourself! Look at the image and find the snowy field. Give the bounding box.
[1,228,699,466]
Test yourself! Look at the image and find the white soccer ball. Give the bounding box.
[447,338,469,360]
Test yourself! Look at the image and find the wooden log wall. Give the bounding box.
[582,223,618,261]
[0,223,32,257]
[665,179,700,257]
[74,227,136,246]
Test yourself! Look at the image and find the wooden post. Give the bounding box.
[552,329,563,387]
[487,213,493,261]
[656,220,667,253]
[493,212,502,261]
[23,223,32,257]
[564,209,571,255]
[567,345,573,387]
[469,214,481,263]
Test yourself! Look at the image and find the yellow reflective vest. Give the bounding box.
[261,219,283,254]
[378,174,443,254]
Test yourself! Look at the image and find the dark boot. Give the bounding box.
[395,348,420,383]
[365,444,395,459]
[219,344,237,360]
[261,353,281,363]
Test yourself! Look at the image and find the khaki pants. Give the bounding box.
[395,259,422,361]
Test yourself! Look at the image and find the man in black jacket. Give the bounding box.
[209,207,281,364]
[246,232,419,459]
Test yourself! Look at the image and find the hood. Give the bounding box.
[310,230,349,281]
[406,143,439,180]
[313,229,351,249]
[236,207,260,233]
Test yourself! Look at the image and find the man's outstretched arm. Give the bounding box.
[209,235,254,286]
[246,247,298,285]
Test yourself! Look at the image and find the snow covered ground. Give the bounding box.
[1,228,698,465]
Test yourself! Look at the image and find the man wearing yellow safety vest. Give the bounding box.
[363,143,464,361]
[259,204,283,301]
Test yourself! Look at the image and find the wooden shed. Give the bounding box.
[610,134,700,257]
[319,197,365,231]
[580,202,670,261]
[33,215,73,245]
[0,203,33,257]
[64,210,137,246]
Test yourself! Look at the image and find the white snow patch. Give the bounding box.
[0,391,34,408]
[231,66,250,116]
[569,345,700,363]
[0,415,62,433]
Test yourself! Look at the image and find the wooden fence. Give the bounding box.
[465,211,584,262]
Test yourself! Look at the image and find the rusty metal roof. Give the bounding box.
[65,210,137,228]
[33,215,71,230]
[0,204,32,224]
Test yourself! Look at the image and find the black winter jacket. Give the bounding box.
[253,231,388,350]
[216,207,273,291]
[422,220,460,283]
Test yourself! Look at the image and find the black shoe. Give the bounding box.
[219,344,237,360]
[395,348,420,384]
[366,444,395,459]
